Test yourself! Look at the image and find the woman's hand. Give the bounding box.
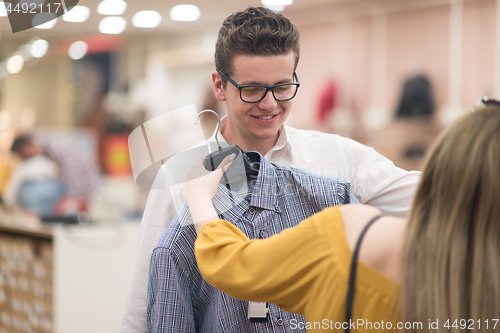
[181,154,234,231]
[181,154,234,206]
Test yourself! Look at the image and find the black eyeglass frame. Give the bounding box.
[218,71,300,103]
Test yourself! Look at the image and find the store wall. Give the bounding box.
[1,55,73,129]
[287,0,499,133]
[1,0,499,144]
[462,0,497,105]
[386,5,450,119]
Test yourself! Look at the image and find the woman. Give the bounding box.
[182,101,500,332]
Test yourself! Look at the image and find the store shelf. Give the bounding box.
[0,222,54,333]
[0,215,140,333]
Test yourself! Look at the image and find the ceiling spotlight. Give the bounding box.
[0,2,11,17]
[97,0,127,16]
[30,39,49,58]
[132,10,162,28]
[264,5,285,11]
[68,41,88,60]
[6,54,24,74]
[98,16,127,34]
[63,6,90,22]
[169,4,200,22]
[33,14,57,29]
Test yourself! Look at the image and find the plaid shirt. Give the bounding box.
[147,157,357,333]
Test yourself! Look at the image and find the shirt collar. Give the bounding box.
[264,125,294,164]
[269,125,287,152]
[218,114,229,136]
[212,154,280,221]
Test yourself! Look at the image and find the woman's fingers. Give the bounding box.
[216,154,235,174]
[185,157,209,182]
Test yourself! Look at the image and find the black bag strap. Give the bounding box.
[344,214,383,333]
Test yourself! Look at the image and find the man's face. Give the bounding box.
[213,52,296,151]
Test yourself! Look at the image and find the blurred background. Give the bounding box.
[0,0,499,332]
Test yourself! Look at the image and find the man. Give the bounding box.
[119,6,420,333]
[6,134,101,217]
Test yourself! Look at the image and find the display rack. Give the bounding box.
[0,222,53,333]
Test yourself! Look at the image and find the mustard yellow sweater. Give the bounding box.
[195,206,400,332]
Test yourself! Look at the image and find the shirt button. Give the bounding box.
[259,230,265,239]
[248,208,256,214]
[276,318,283,326]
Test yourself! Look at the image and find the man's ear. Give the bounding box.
[212,71,226,102]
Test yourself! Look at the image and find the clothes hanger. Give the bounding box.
[194,110,260,182]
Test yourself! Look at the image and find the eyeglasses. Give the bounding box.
[218,71,300,103]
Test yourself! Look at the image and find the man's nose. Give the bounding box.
[258,89,278,110]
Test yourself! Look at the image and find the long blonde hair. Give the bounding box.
[402,104,500,332]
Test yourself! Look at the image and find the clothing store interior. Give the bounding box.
[0,0,498,332]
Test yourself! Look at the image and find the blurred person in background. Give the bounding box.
[185,99,500,332]
[4,135,65,217]
[0,149,18,202]
[5,133,102,218]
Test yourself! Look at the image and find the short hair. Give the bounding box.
[10,135,33,155]
[215,6,300,86]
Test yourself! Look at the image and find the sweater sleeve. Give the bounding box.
[194,208,339,315]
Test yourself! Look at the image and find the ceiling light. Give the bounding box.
[6,55,24,74]
[264,5,285,11]
[0,2,10,17]
[30,39,49,58]
[132,10,162,28]
[261,0,293,5]
[63,6,90,22]
[169,4,200,22]
[98,16,126,34]
[33,14,57,29]
[97,0,127,16]
[68,41,88,60]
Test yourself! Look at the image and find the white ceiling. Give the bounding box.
[0,0,458,44]
[0,0,333,41]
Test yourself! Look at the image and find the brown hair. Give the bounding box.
[215,6,300,86]
[10,134,33,155]
[402,104,500,332]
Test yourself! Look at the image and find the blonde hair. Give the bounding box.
[402,104,500,332]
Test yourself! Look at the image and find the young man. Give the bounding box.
[119,7,420,333]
